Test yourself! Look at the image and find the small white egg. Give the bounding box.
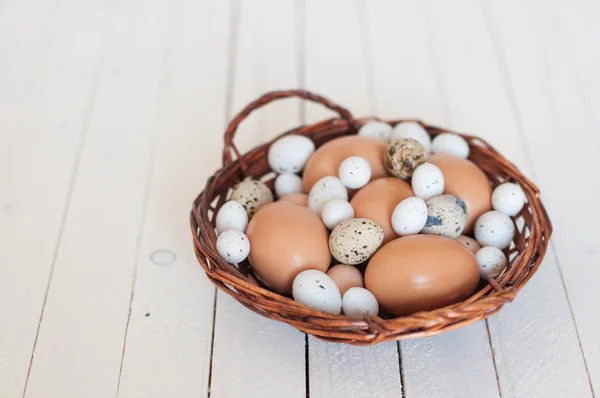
[216,229,250,264]
[321,199,354,230]
[411,163,445,200]
[431,132,470,159]
[308,176,348,216]
[476,246,507,279]
[358,121,392,141]
[342,287,379,318]
[292,270,342,315]
[268,134,315,173]
[338,156,372,189]
[274,173,303,198]
[492,182,526,217]
[474,210,515,250]
[215,200,249,235]
[391,122,431,152]
[391,197,428,236]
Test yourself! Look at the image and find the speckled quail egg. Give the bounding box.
[216,229,250,264]
[474,210,515,250]
[492,182,526,217]
[292,270,342,315]
[338,156,372,189]
[215,200,249,235]
[391,122,432,151]
[274,173,303,198]
[456,235,482,255]
[385,138,428,179]
[268,134,315,173]
[431,132,470,159]
[342,287,379,318]
[308,176,348,215]
[421,194,468,239]
[329,218,384,265]
[391,197,428,236]
[411,162,445,200]
[321,199,354,230]
[231,179,274,218]
[358,121,392,141]
[476,246,507,279]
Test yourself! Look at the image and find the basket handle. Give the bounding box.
[222,89,357,168]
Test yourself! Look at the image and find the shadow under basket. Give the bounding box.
[190,89,552,345]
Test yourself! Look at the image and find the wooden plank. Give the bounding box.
[0,1,114,396]
[303,2,402,396]
[209,1,307,397]
[22,1,171,396]
[115,1,232,397]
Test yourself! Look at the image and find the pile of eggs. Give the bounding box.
[214,121,526,318]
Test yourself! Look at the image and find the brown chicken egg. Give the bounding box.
[350,177,414,243]
[279,193,308,206]
[365,235,480,316]
[302,135,388,193]
[327,264,364,295]
[246,201,330,296]
[429,153,492,233]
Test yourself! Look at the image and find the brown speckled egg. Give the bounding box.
[303,136,388,193]
[385,138,427,179]
[329,218,384,265]
[456,235,481,254]
[327,264,364,295]
[351,177,414,243]
[421,195,468,239]
[231,179,274,218]
[279,193,308,206]
[429,153,492,233]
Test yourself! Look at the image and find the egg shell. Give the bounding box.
[365,235,480,316]
[474,210,515,250]
[411,162,445,200]
[358,121,392,141]
[246,201,331,296]
[329,218,384,265]
[231,179,274,218]
[308,176,348,216]
[292,270,342,315]
[391,122,432,152]
[351,177,414,243]
[391,197,428,236]
[456,235,481,255]
[342,287,379,318]
[385,138,428,179]
[215,200,249,235]
[268,134,315,173]
[492,182,526,217]
[274,173,304,198]
[429,153,492,233]
[321,199,354,230]
[279,193,308,206]
[431,132,470,159]
[327,264,364,295]
[421,194,468,239]
[216,229,250,264]
[303,136,388,193]
[338,156,372,189]
[476,246,507,279]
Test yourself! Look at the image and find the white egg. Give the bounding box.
[216,229,250,264]
[476,246,507,279]
[268,134,315,173]
[308,176,348,216]
[342,287,379,318]
[338,156,372,189]
[292,270,342,315]
[215,200,249,235]
[474,210,515,250]
[321,199,354,230]
[492,182,526,217]
[274,173,303,198]
[391,122,431,152]
[431,132,470,158]
[411,163,445,200]
[358,121,392,141]
[391,197,428,236]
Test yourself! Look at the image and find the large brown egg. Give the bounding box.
[246,201,330,296]
[279,193,308,206]
[350,177,414,243]
[429,153,492,233]
[302,135,388,192]
[365,235,480,316]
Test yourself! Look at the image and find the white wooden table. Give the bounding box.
[1,0,598,396]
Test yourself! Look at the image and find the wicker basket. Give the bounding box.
[190,90,552,345]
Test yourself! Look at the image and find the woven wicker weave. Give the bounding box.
[190,90,552,345]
